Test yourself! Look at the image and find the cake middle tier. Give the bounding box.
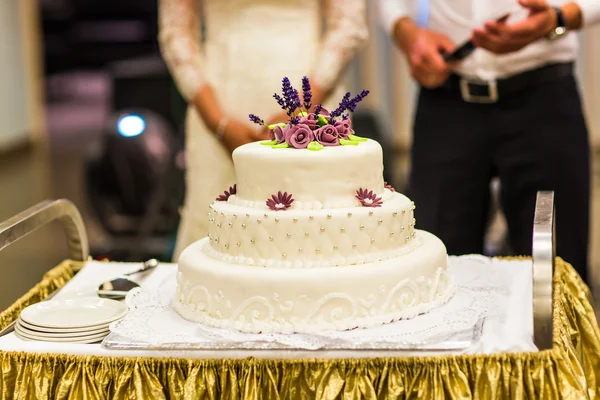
[208,192,417,268]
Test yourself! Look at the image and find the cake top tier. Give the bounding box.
[231,139,386,209]
[222,76,384,210]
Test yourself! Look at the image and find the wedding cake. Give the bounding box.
[174,77,454,333]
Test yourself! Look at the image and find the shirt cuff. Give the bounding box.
[376,0,411,35]
[578,0,600,26]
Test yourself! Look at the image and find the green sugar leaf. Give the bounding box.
[307,141,324,151]
[267,123,287,130]
[317,115,328,126]
[348,134,367,142]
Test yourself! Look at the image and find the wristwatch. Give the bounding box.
[547,7,568,41]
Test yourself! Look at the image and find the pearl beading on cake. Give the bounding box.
[207,192,417,268]
[203,235,423,269]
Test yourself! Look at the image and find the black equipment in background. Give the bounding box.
[85,110,184,261]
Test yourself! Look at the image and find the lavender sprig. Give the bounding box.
[291,88,302,113]
[314,104,323,117]
[282,77,301,116]
[302,76,312,110]
[345,90,370,113]
[329,92,351,122]
[290,116,301,125]
[248,114,264,125]
[273,93,286,110]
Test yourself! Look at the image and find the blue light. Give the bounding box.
[117,114,146,137]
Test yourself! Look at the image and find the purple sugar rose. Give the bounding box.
[334,120,353,139]
[318,107,330,117]
[314,125,340,146]
[271,125,286,144]
[284,123,314,149]
[299,113,318,130]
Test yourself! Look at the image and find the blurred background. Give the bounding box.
[0,0,599,309]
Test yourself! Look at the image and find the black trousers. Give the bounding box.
[409,70,590,282]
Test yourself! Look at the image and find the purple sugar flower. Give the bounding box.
[248,114,264,125]
[302,76,312,110]
[314,125,340,146]
[267,191,294,211]
[318,107,330,117]
[299,113,318,130]
[334,119,353,139]
[216,184,236,201]
[271,125,286,143]
[284,124,314,149]
[356,188,383,208]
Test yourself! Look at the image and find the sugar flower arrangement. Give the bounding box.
[248,77,370,151]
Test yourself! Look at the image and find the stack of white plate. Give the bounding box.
[16,298,127,343]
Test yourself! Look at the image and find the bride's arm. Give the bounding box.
[310,0,369,105]
[158,0,224,133]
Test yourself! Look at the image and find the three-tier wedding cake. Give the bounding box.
[174,77,454,333]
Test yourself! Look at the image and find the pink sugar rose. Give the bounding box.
[334,119,353,139]
[314,124,340,146]
[299,113,319,130]
[284,123,314,149]
[271,125,286,144]
[318,107,330,117]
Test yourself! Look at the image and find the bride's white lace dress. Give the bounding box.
[159,0,368,259]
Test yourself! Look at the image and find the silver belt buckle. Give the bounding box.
[459,78,498,103]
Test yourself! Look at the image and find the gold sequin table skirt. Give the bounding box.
[0,257,598,399]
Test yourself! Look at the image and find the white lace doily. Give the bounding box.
[105,255,521,351]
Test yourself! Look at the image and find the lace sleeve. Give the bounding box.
[158,0,205,101]
[310,0,369,91]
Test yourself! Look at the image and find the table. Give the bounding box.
[0,196,598,399]
[0,256,535,358]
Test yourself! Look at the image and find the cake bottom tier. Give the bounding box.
[174,230,454,333]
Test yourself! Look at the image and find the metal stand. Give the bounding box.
[0,199,88,262]
[532,191,555,350]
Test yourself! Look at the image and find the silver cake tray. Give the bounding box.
[102,317,484,352]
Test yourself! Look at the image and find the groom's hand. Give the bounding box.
[393,18,457,88]
[472,1,555,54]
[471,0,581,54]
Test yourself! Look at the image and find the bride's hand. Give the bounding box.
[222,120,269,154]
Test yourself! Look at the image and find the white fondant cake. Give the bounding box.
[174,138,454,333]
[233,139,385,209]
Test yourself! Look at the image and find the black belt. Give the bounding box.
[439,62,574,104]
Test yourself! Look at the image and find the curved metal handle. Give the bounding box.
[0,199,89,261]
[532,191,555,350]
